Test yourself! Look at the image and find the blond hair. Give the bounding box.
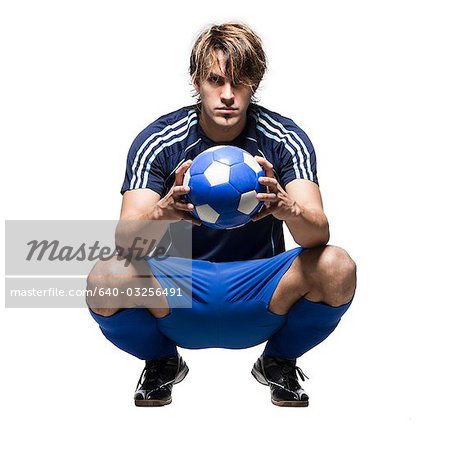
[190,23,267,100]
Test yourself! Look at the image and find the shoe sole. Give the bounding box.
[271,398,309,407]
[135,398,172,407]
[134,365,189,407]
[251,366,309,408]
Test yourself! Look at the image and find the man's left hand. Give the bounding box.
[252,156,299,222]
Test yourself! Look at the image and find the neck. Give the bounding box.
[198,111,247,143]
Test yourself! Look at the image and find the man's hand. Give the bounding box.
[252,156,299,222]
[154,160,201,226]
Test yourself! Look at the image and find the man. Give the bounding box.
[87,22,357,407]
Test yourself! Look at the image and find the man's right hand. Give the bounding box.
[153,160,201,226]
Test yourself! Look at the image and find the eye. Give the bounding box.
[208,75,222,85]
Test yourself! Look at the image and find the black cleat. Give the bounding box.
[134,354,189,407]
[251,355,309,407]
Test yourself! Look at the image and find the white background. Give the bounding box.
[1,0,449,448]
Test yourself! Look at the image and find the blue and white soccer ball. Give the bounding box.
[183,145,266,229]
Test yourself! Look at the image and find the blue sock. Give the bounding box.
[89,308,177,360]
[263,297,352,360]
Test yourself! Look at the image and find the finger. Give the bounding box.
[173,201,195,211]
[172,185,190,198]
[258,177,278,186]
[174,160,193,186]
[254,156,275,179]
[256,192,277,201]
[258,176,280,193]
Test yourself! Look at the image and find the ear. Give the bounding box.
[192,77,200,93]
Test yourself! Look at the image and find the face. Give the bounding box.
[194,51,253,142]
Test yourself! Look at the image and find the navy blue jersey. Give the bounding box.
[121,104,318,262]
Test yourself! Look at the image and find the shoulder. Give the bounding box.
[126,105,199,168]
[250,104,310,140]
[131,105,198,150]
[251,104,315,156]
[123,106,199,193]
[250,104,318,184]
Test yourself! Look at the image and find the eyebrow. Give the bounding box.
[208,72,225,79]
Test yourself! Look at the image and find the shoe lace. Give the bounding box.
[135,360,165,391]
[279,360,309,391]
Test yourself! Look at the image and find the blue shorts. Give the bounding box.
[146,247,303,349]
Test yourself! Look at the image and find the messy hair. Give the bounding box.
[190,23,267,101]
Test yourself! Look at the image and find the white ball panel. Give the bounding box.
[204,161,230,186]
[237,190,259,215]
[183,167,191,187]
[243,153,263,174]
[195,204,220,223]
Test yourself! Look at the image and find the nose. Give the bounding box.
[220,82,235,105]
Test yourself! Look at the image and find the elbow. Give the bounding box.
[114,234,132,256]
[114,222,128,250]
[318,219,330,246]
[295,235,329,249]
[114,221,138,255]
[295,216,330,248]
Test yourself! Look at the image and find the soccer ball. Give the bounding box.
[183,145,265,229]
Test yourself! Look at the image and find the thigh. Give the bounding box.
[269,245,349,311]
[87,255,169,316]
[218,247,305,347]
[146,256,219,348]
[268,251,310,313]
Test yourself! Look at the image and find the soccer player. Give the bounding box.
[87,23,357,407]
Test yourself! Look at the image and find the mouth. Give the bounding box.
[216,107,238,114]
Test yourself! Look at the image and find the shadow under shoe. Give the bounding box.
[134,354,189,407]
[251,355,309,407]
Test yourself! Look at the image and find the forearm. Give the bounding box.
[285,203,330,248]
[115,204,172,255]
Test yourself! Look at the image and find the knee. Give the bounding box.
[320,246,357,280]
[86,257,137,314]
[316,246,357,306]
[87,257,129,290]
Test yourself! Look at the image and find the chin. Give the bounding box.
[214,115,241,127]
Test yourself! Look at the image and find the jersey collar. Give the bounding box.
[194,104,259,148]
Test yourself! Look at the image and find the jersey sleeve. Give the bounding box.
[121,127,169,196]
[277,120,319,187]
